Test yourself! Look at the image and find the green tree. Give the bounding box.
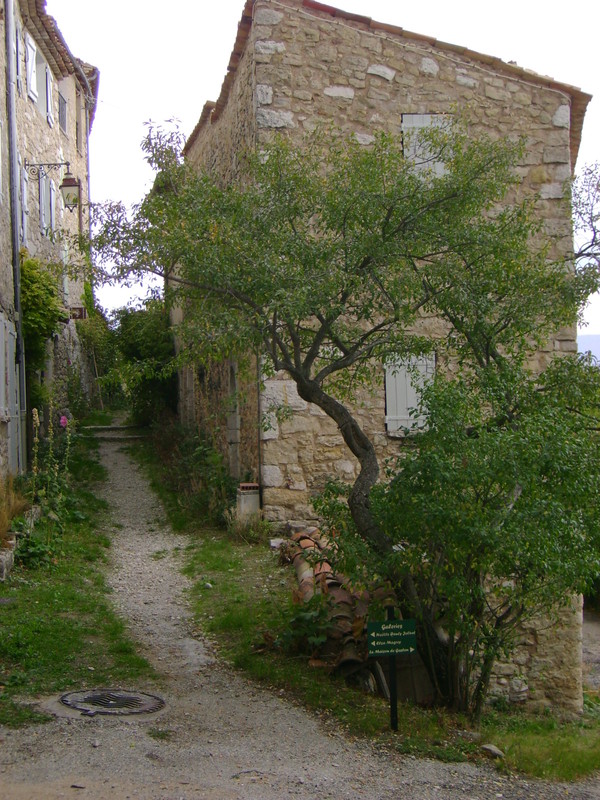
[20,251,65,374]
[111,300,177,425]
[370,355,600,719]
[92,124,600,716]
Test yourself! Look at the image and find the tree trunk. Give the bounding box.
[293,375,392,556]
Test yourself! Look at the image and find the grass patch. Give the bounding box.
[147,727,173,741]
[480,701,600,780]
[79,410,114,427]
[0,435,155,727]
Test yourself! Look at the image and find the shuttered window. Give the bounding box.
[401,114,446,176]
[49,180,56,232]
[25,33,38,101]
[45,66,54,127]
[15,25,23,95]
[58,92,68,133]
[38,174,55,236]
[0,316,6,418]
[20,161,28,245]
[385,355,435,434]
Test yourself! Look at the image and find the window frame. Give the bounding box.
[401,113,447,177]
[58,91,68,134]
[25,32,38,102]
[384,354,435,435]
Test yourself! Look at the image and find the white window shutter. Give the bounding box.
[39,172,47,232]
[385,355,435,434]
[49,179,56,232]
[20,164,28,245]
[0,316,6,417]
[14,25,23,95]
[46,66,54,126]
[401,114,446,177]
[0,121,3,202]
[25,33,38,101]
[7,321,19,473]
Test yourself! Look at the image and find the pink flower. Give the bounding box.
[60,416,69,429]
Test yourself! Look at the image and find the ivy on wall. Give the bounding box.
[19,250,66,374]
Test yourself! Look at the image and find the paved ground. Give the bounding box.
[1,430,600,799]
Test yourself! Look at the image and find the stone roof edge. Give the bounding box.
[21,0,99,124]
[183,0,591,165]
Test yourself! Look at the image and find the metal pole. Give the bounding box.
[387,605,398,731]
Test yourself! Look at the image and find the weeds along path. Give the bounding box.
[2,434,600,799]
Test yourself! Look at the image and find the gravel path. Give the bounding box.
[1,434,600,799]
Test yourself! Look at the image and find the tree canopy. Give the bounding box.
[92,123,600,716]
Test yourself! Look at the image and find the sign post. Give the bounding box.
[367,613,417,731]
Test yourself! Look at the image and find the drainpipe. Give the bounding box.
[5,0,27,472]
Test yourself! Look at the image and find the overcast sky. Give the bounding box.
[46,0,600,330]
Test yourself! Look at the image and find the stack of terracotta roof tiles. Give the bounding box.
[286,528,394,674]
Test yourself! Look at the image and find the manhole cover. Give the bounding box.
[60,689,165,717]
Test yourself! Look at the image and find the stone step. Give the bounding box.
[81,424,149,443]
[82,425,142,433]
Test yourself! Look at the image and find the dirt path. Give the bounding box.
[1,435,600,799]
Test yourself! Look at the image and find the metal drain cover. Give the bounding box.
[60,689,165,717]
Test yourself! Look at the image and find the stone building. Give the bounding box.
[181,0,591,711]
[0,0,98,474]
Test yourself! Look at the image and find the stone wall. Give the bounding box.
[246,0,578,527]
[0,12,17,477]
[184,0,587,713]
[10,0,95,420]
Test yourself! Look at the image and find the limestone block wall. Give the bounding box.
[185,25,256,181]
[9,0,95,408]
[0,26,15,310]
[245,0,578,523]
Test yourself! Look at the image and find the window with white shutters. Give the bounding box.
[385,355,435,434]
[38,174,55,236]
[49,180,56,232]
[15,25,23,95]
[39,172,47,233]
[401,114,446,177]
[20,161,28,245]
[25,33,38,101]
[58,92,68,134]
[45,66,54,127]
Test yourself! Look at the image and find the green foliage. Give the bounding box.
[93,123,592,383]
[20,251,65,373]
[14,409,102,568]
[135,421,236,528]
[92,122,600,719]
[275,594,333,656]
[224,510,273,545]
[111,300,176,425]
[371,354,600,718]
[75,295,122,410]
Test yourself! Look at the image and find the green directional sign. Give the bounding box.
[367,619,417,656]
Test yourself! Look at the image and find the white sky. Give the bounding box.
[46,0,600,329]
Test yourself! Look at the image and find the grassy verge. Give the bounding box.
[0,432,155,727]
[131,435,600,782]
[181,527,600,779]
